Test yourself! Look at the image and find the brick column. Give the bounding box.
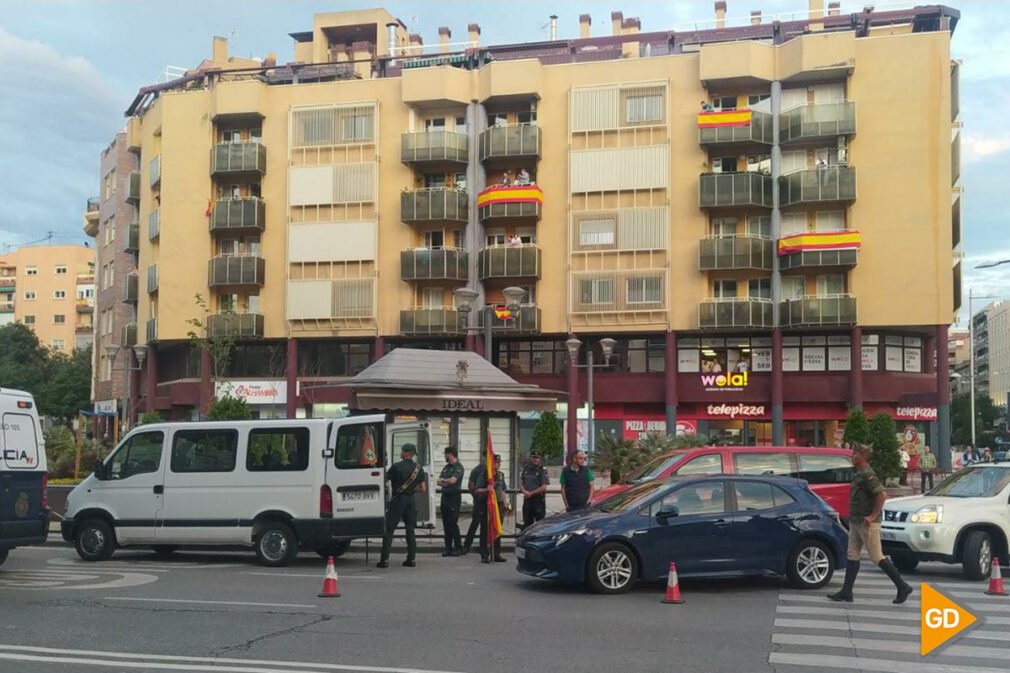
[144,345,157,414]
[924,332,936,375]
[373,335,385,361]
[850,325,863,408]
[665,331,677,435]
[936,324,952,468]
[286,338,298,419]
[771,328,784,445]
[566,335,579,461]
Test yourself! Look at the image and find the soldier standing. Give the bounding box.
[377,444,427,569]
[520,451,550,529]
[829,443,912,604]
[437,446,465,556]
[476,454,510,563]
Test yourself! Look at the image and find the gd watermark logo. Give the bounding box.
[921,583,976,656]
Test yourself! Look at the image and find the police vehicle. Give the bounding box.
[0,388,49,565]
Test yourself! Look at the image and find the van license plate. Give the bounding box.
[880,531,896,541]
[515,546,526,559]
[341,491,376,502]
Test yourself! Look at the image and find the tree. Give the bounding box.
[529,411,564,460]
[43,425,76,478]
[37,345,93,422]
[951,393,1003,448]
[868,412,902,482]
[594,433,651,484]
[138,411,163,426]
[0,323,50,396]
[207,395,252,421]
[843,407,870,446]
[187,293,236,385]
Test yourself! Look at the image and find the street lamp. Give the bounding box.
[565,336,617,456]
[453,286,526,362]
[105,343,148,435]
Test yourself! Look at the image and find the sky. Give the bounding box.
[0,0,1007,321]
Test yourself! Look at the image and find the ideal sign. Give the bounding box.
[701,371,748,392]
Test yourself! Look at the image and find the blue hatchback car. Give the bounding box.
[516,475,848,594]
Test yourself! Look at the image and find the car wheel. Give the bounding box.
[586,542,638,595]
[0,548,8,566]
[961,530,993,581]
[75,519,116,562]
[892,553,919,573]
[787,539,835,590]
[150,545,179,558]
[315,540,350,559]
[254,521,297,567]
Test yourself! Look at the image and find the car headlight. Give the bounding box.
[553,528,588,547]
[910,505,943,524]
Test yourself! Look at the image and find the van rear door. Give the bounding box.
[386,421,435,528]
[1,407,47,546]
[328,418,387,537]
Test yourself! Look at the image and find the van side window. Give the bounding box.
[390,428,430,468]
[673,454,722,476]
[335,423,383,469]
[734,453,793,475]
[246,428,310,472]
[792,454,854,484]
[109,432,164,480]
[171,429,238,473]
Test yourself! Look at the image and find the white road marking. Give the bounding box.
[0,644,466,673]
[243,572,382,580]
[777,593,1010,612]
[0,569,159,591]
[48,557,240,570]
[103,597,317,609]
[775,604,1010,625]
[773,618,1003,641]
[769,652,1010,673]
[773,634,1010,661]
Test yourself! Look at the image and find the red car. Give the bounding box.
[592,446,855,519]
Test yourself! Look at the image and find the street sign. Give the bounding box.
[920,583,976,656]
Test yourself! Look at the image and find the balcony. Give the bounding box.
[75,322,93,335]
[75,298,94,314]
[778,230,861,270]
[400,248,469,282]
[149,154,161,187]
[698,236,774,271]
[400,188,468,223]
[477,184,543,221]
[476,304,540,333]
[699,298,773,330]
[146,318,158,343]
[208,254,265,287]
[478,124,541,164]
[697,110,773,146]
[125,222,139,253]
[121,323,137,347]
[399,308,465,336]
[210,141,266,177]
[84,197,100,237]
[0,301,13,314]
[147,265,159,294]
[699,172,773,209]
[779,166,856,206]
[207,312,264,339]
[478,245,541,280]
[780,101,856,145]
[0,276,15,290]
[401,130,469,166]
[210,197,266,234]
[126,171,141,204]
[780,295,857,328]
[148,208,160,240]
[123,274,138,304]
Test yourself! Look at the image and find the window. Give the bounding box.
[772,486,797,508]
[103,171,115,200]
[23,315,35,325]
[25,266,37,276]
[421,287,443,308]
[713,96,738,111]
[53,314,66,324]
[455,116,467,134]
[221,129,242,143]
[733,453,794,476]
[23,291,36,301]
[748,94,770,107]
[53,290,67,300]
[793,454,854,484]
[747,216,771,238]
[108,431,164,480]
[711,217,738,238]
[782,212,808,236]
[497,340,569,375]
[101,354,112,381]
[627,277,662,304]
[52,339,64,350]
[747,154,771,175]
[713,280,737,299]
[816,274,845,295]
[713,157,738,173]
[341,109,374,142]
[105,217,116,246]
[748,278,771,299]
[615,337,666,374]
[424,174,446,189]
[452,172,466,191]
[654,481,727,516]
[815,211,845,232]
[578,219,616,248]
[579,278,614,305]
[486,233,506,247]
[782,276,805,299]
[335,423,383,469]
[246,428,310,472]
[55,265,67,275]
[422,230,445,249]
[171,429,238,473]
[626,94,663,124]
[733,481,776,511]
[673,454,722,476]
[424,117,446,130]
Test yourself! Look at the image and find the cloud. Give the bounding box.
[962,134,1010,162]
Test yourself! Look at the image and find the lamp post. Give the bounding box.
[105,343,149,437]
[453,286,527,362]
[565,336,617,456]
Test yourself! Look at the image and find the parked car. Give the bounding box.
[881,462,1010,580]
[591,446,854,519]
[0,388,49,566]
[517,474,847,594]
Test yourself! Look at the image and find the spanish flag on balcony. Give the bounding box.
[477,184,544,208]
[486,431,503,547]
[697,110,753,128]
[493,306,512,320]
[778,231,862,256]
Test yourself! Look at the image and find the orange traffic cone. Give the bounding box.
[662,561,685,604]
[986,558,1007,597]
[318,556,341,598]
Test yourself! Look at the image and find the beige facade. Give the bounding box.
[974,302,1010,406]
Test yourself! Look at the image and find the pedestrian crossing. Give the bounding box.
[768,565,1010,673]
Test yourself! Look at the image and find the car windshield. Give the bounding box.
[621,452,688,483]
[596,480,669,512]
[929,467,1010,498]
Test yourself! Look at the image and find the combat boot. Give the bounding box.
[828,560,859,602]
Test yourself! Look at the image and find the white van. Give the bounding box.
[0,388,49,566]
[62,415,434,566]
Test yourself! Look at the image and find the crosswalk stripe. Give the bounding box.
[773,633,1010,661]
[773,618,1004,641]
[775,604,1010,625]
[769,652,1010,673]
[777,593,1010,612]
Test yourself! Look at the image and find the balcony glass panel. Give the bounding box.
[210,142,267,175]
[401,130,468,164]
[149,154,161,187]
[399,308,465,336]
[207,312,265,339]
[147,265,158,294]
[126,171,141,203]
[122,323,137,346]
[698,236,773,271]
[779,249,858,270]
[698,110,773,145]
[780,295,857,328]
[477,185,543,221]
[146,318,158,343]
[208,255,266,287]
[400,188,468,223]
[123,274,138,303]
[148,208,160,240]
[478,246,541,279]
[125,222,139,252]
[399,248,469,281]
[210,197,266,233]
[780,101,856,144]
[780,166,856,206]
[698,298,773,329]
[476,304,540,333]
[479,124,541,163]
[699,172,773,208]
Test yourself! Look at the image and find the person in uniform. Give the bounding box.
[560,450,595,512]
[437,446,465,557]
[829,443,912,604]
[476,454,510,563]
[461,454,486,555]
[377,443,427,569]
[520,451,550,529]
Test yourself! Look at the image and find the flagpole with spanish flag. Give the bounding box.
[486,430,502,548]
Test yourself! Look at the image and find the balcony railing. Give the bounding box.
[123,274,138,303]
[75,298,94,313]
[122,323,137,347]
[208,254,266,287]
[210,197,266,234]
[148,208,160,240]
[478,124,541,163]
[125,222,139,252]
[0,301,14,314]
[477,245,541,280]
[400,248,469,281]
[779,166,856,206]
[699,172,773,208]
[780,295,857,328]
[698,298,773,329]
[146,318,158,343]
[207,312,264,339]
[210,142,266,176]
[698,236,774,271]
[401,130,469,164]
[147,265,159,294]
[698,110,773,145]
[400,188,468,223]
[126,171,141,203]
[149,154,162,187]
[476,304,540,333]
[399,307,465,336]
[0,277,15,289]
[780,101,856,144]
[477,184,543,221]
[779,248,858,270]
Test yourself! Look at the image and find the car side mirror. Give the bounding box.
[93,459,106,480]
[656,505,679,523]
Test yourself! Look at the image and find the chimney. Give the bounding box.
[611,11,624,36]
[212,36,228,63]
[409,33,423,56]
[828,1,840,16]
[621,17,640,58]
[579,14,591,38]
[809,0,825,31]
[751,10,762,25]
[715,2,727,29]
[386,22,398,60]
[438,26,451,55]
[468,23,481,48]
[550,14,558,40]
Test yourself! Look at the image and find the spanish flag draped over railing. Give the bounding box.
[697,109,753,128]
[486,431,502,546]
[777,231,862,256]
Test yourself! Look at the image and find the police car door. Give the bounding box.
[327,417,387,538]
[386,421,435,528]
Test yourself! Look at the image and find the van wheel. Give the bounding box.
[586,543,638,594]
[151,545,179,558]
[787,539,835,589]
[315,540,349,559]
[75,519,116,562]
[255,522,297,567]
[0,548,9,566]
[961,530,992,581]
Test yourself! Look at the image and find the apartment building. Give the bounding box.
[972,302,1010,408]
[0,245,96,352]
[115,2,961,462]
[949,327,970,397]
[83,132,142,417]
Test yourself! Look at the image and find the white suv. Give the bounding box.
[880,462,1010,580]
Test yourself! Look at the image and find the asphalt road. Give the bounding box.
[0,544,1005,673]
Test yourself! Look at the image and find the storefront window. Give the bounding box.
[865,333,922,373]
[157,344,200,382]
[498,340,568,375]
[678,337,767,374]
[298,341,373,377]
[226,343,287,378]
[611,337,665,373]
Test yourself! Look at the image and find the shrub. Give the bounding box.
[843,407,870,446]
[137,411,163,426]
[529,411,564,460]
[594,433,651,484]
[868,412,902,482]
[207,395,252,421]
